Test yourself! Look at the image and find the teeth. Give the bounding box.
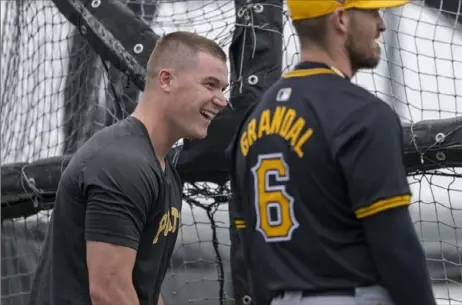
[200,110,214,120]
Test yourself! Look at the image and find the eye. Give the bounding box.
[202,82,213,89]
[372,9,382,18]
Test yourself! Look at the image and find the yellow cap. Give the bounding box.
[288,0,410,20]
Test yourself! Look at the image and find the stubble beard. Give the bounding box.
[345,31,381,75]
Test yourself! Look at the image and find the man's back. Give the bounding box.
[29,117,182,305]
[230,62,411,305]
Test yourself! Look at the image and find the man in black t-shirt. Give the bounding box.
[28,31,229,305]
[228,1,436,305]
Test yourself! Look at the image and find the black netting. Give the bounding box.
[1,1,236,304]
[1,1,461,305]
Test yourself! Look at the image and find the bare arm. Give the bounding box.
[87,241,139,305]
[157,295,164,305]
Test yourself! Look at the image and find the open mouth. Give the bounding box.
[200,110,215,121]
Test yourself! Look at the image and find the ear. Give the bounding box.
[331,7,349,35]
[157,69,173,93]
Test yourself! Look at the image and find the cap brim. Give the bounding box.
[349,0,410,10]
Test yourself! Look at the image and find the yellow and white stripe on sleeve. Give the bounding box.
[355,195,411,219]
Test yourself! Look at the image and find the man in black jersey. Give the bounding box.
[28,31,229,305]
[228,1,437,305]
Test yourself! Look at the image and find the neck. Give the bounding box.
[132,97,179,168]
[300,47,353,78]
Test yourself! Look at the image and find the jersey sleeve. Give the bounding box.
[82,146,160,250]
[331,102,411,219]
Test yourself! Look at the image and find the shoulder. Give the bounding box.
[334,100,400,138]
[74,118,158,170]
[320,80,399,131]
[77,136,161,191]
[97,139,160,171]
[342,92,400,128]
[78,144,162,209]
[330,100,403,158]
[335,80,385,111]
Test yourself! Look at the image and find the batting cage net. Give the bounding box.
[1,0,461,305]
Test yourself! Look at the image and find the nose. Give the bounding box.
[378,14,386,33]
[212,92,228,110]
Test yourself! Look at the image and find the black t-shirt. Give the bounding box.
[229,62,411,305]
[28,116,183,305]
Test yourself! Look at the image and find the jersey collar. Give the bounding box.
[289,61,350,80]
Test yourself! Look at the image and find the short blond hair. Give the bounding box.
[145,31,226,86]
[292,16,329,50]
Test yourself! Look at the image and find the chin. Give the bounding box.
[187,128,208,140]
[356,56,380,70]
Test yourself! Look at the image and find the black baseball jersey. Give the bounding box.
[28,116,182,305]
[228,61,411,305]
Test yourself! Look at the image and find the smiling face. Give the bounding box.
[345,9,386,72]
[164,51,229,140]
